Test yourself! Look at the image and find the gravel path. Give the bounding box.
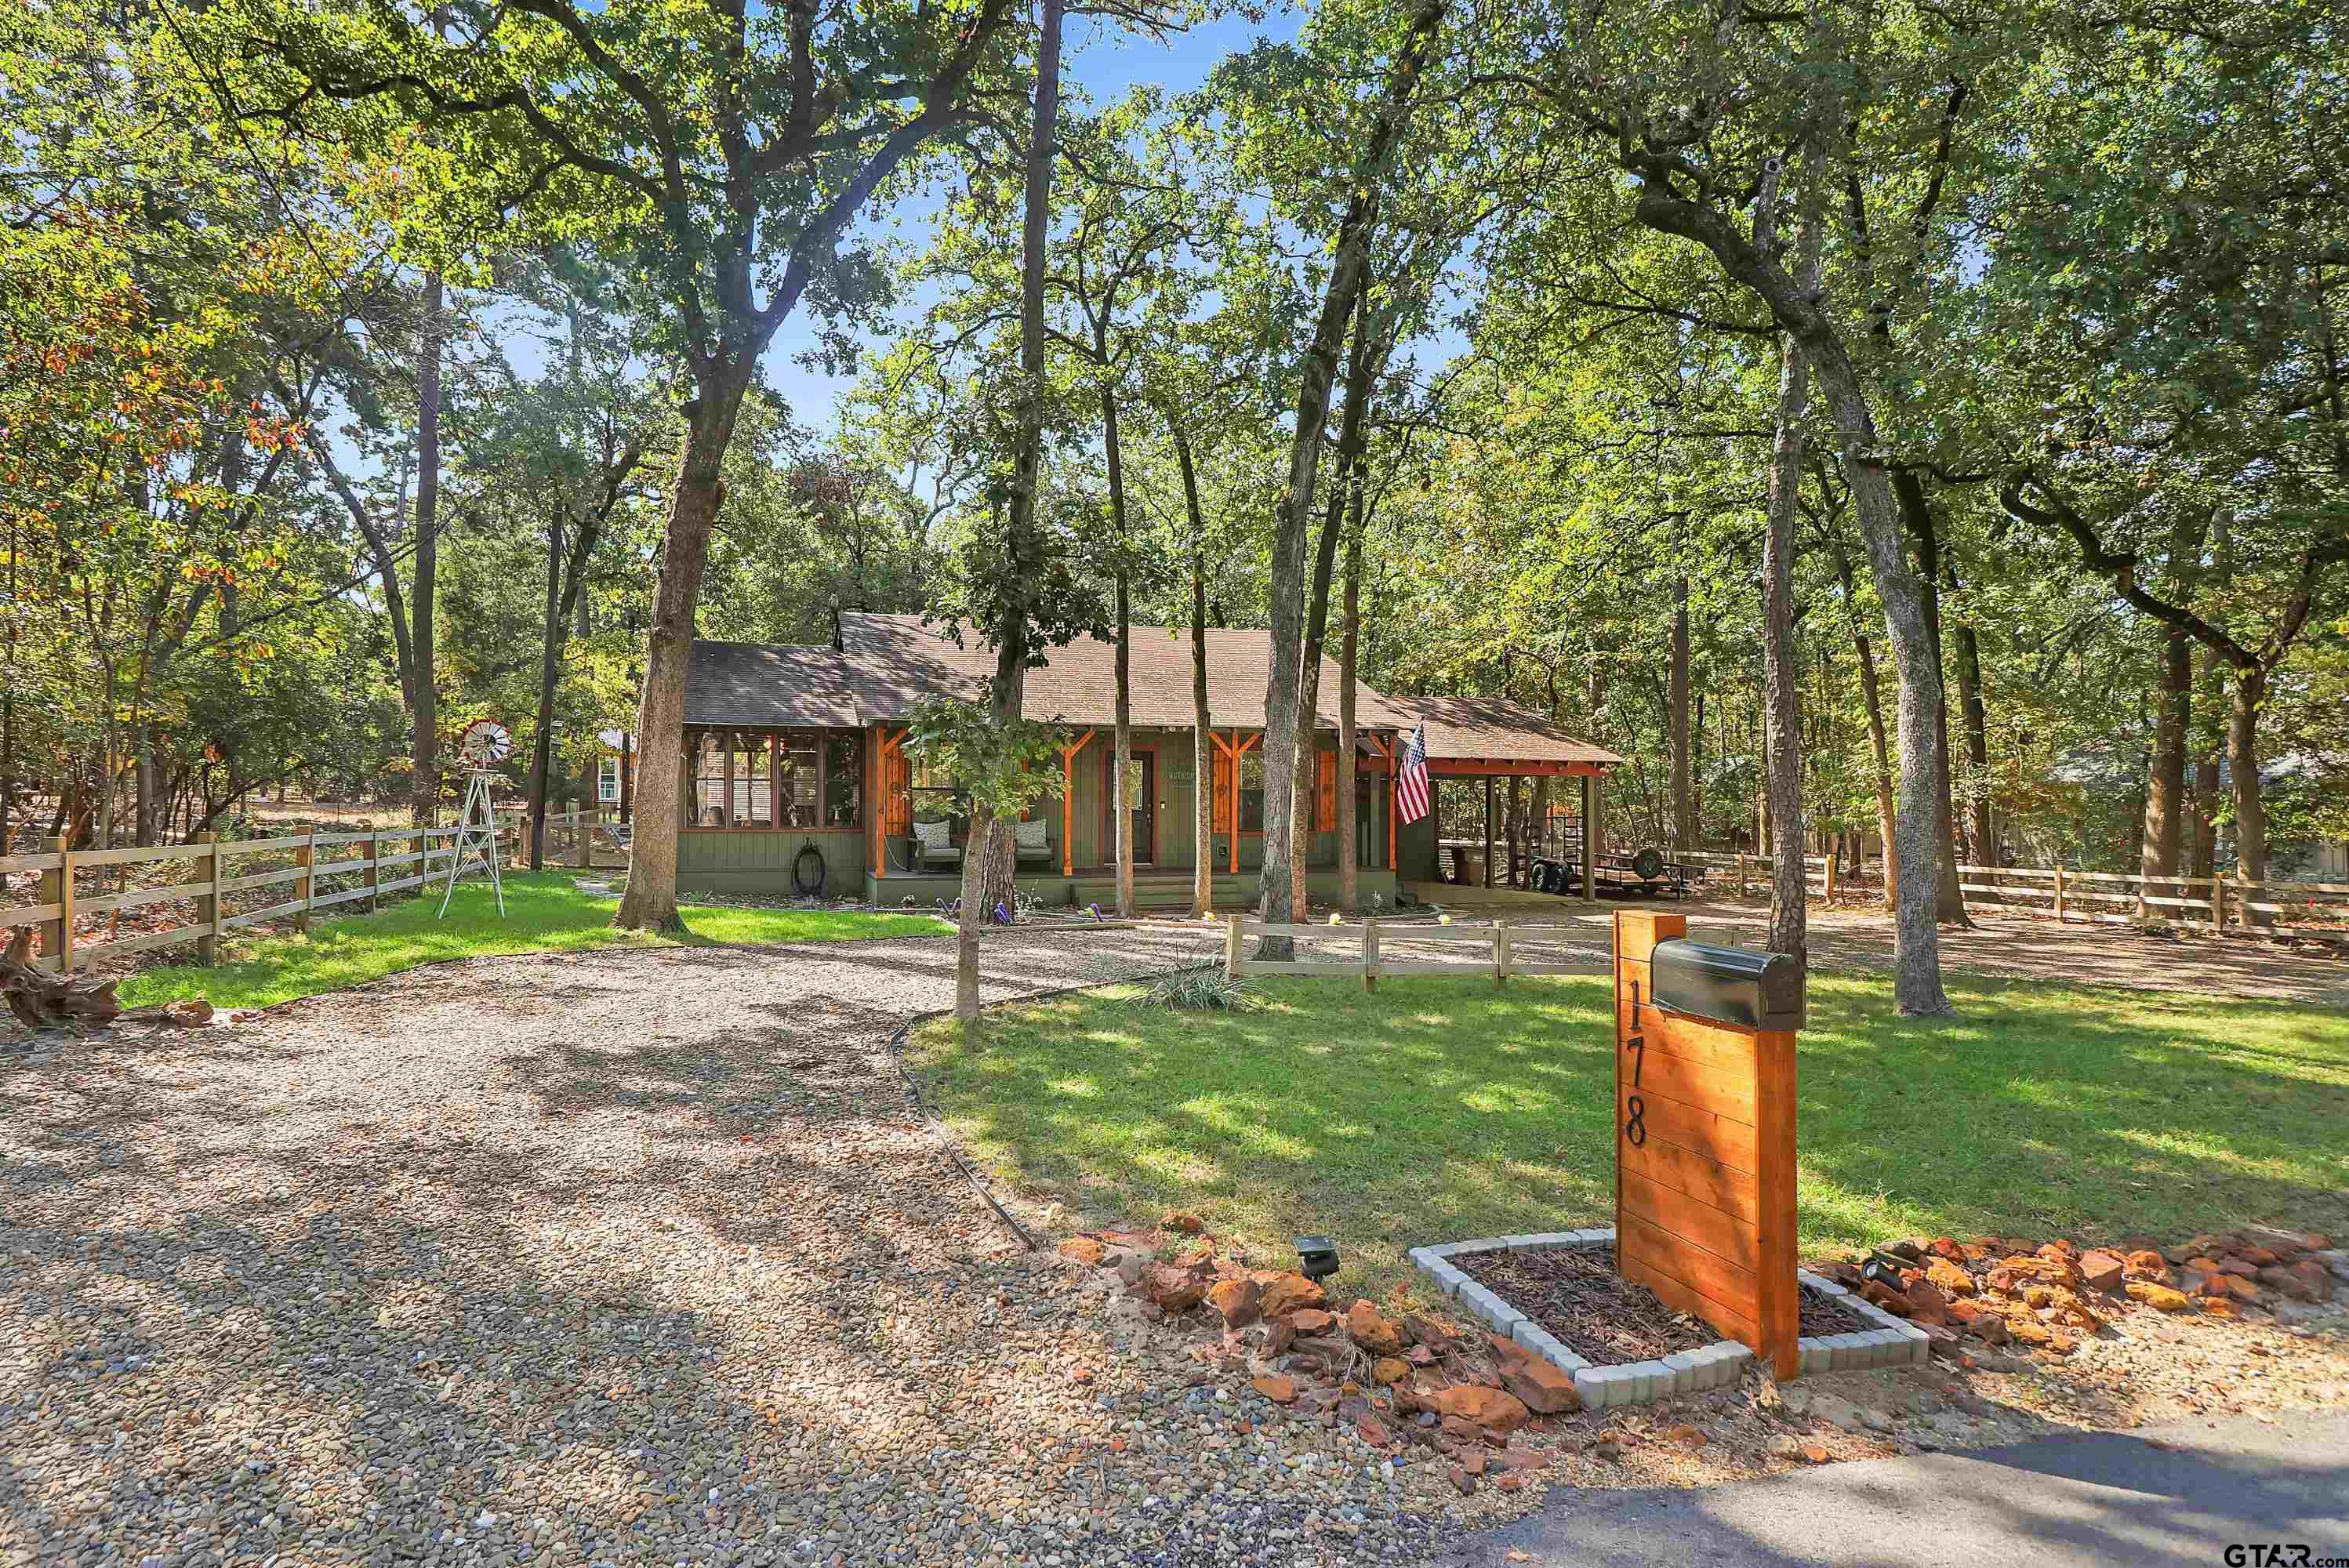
[2,927,1476,1568]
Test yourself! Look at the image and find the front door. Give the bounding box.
[1103,750,1156,865]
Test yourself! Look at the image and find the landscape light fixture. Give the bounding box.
[1294,1235,1340,1283]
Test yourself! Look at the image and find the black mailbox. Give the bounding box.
[1650,938,1805,1032]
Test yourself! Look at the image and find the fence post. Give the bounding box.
[1361,916,1378,993]
[574,808,592,869]
[1225,913,1244,981]
[295,833,314,933]
[1737,852,1748,900]
[195,833,220,965]
[38,837,70,975]
[1494,918,1511,987]
[2209,873,2224,931]
[2053,862,2066,924]
[365,829,381,913]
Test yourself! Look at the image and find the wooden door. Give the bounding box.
[1102,749,1156,866]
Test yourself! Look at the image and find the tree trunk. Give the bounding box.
[1670,576,1691,851]
[2228,662,2271,921]
[1104,387,1135,920]
[1759,386,1806,955]
[1174,425,1214,920]
[1337,500,1363,913]
[411,271,444,827]
[2140,622,2191,909]
[1948,575,1992,866]
[1255,0,1445,956]
[530,506,565,873]
[1893,472,1972,927]
[956,0,1062,1017]
[615,378,749,931]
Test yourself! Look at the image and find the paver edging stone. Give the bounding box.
[1411,1229,1926,1410]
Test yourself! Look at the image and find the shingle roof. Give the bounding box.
[1382,693,1625,767]
[684,641,862,728]
[681,615,1618,768]
[837,612,1413,731]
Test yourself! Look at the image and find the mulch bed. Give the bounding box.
[1457,1245,1881,1366]
[1800,1284,1876,1338]
[1455,1245,1716,1365]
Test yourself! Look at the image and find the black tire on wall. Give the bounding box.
[793,841,826,897]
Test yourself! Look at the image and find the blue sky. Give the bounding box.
[757,6,1297,436]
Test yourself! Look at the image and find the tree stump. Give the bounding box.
[1,927,122,1030]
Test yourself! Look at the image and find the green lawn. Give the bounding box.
[908,972,2349,1298]
[118,872,949,1011]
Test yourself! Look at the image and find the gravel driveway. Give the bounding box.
[1,927,1508,1568]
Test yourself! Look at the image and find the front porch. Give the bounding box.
[867,864,1401,913]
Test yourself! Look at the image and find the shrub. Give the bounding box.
[1138,969,1253,1012]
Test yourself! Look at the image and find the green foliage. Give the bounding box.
[901,696,1069,822]
[1136,967,1254,1011]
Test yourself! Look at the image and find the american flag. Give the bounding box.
[1396,723,1431,826]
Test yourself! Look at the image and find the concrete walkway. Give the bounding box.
[1448,1410,2349,1566]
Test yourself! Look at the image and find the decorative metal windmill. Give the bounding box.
[437,718,510,917]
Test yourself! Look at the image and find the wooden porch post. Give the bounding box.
[1483,775,1495,889]
[1581,772,1597,907]
[1057,729,1093,877]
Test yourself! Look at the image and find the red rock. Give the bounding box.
[1405,1345,1436,1366]
[1357,1416,1391,1447]
[1861,1280,1910,1316]
[2039,1240,2081,1261]
[1346,1300,1405,1355]
[1800,1442,1831,1464]
[2298,1232,2333,1250]
[1207,1276,1262,1327]
[2256,1265,2308,1300]
[1498,1352,1581,1415]
[1461,1450,1487,1476]
[2185,1233,2228,1257]
[1967,1314,2010,1345]
[1163,1210,1207,1233]
[2289,1261,2336,1301]
[2126,1281,2195,1313]
[2078,1250,2126,1292]
[1902,1280,1951,1325]
[1441,1414,1480,1442]
[2216,1274,2262,1302]
[1058,1236,1106,1267]
[1668,1423,1707,1448]
[1069,1367,1095,1384]
[1374,1358,1410,1385]
[1252,1376,1297,1404]
[1260,1272,1327,1319]
[1928,1236,1966,1261]
[1148,1265,1211,1312]
[1431,1385,1531,1432]
[1497,1472,1524,1492]
[1262,1319,1295,1356]
[1447,1464,1474,1496]
[2202,1298,2242,1319]
[2217,1258,2259,1279]
[1285,1308,1335,1335]
[1924,1258,1976,1297]
[2124,1250,2173,1283]
[2242,1245,2278,1267]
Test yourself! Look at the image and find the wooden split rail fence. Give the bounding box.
[1223,915,1580,990]
[1958,863,2349,931]
[1677,851,1840,900]
[0,809,600,976]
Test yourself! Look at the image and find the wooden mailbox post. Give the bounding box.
[1612,909,1803,1380]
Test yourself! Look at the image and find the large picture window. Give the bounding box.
[684,727,862,830]
[824,734,863,828]
[775,733,817,828]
